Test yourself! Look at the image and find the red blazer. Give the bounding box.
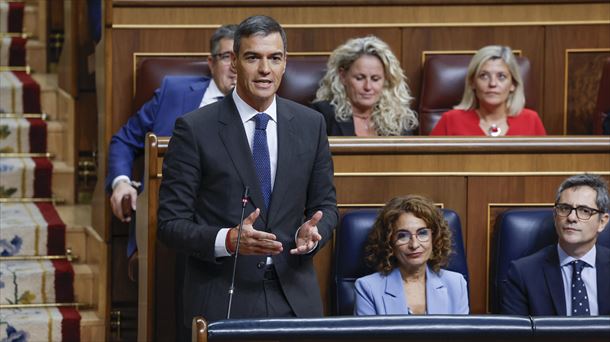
[430,108,547,136]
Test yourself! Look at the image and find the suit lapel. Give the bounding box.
[382,268,409,315]
[543,247,566,315]
[217,96,267,223]
[425,266,449,314]
[183,78,210,112]
[266,98,296,226]
[596,246,610,314]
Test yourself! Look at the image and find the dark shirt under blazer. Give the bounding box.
[310,100,415,136]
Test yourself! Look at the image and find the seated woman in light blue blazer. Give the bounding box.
[354,195,469,315]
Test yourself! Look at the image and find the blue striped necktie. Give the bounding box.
[252,113,271,209]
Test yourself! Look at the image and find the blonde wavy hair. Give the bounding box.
[314,36,418,135]
[455,45,526,116]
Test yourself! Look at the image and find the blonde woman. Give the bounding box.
[431,45,546,136]
[312,36,418,136]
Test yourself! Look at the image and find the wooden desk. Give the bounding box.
[138,135,610,340]
[329,136,610,314]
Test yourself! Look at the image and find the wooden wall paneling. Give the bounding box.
[402,26,544,124]
[110,237,138,339]
[334,176,467,218]
[313,241,333,315]
[58,0,78,95]
[544,24,610,135]
[110,2,610,26]
[285,27,402,55]
[565,49,610,134]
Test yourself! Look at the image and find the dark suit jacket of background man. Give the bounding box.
[501,244,610,315]
[157,93,338,324]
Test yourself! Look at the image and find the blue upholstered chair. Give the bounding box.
[332,208,468,316]
[489,207,610,313]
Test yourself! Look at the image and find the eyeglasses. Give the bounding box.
[394,228,431,246]
[554,203,603,221]
[212,52,232,64]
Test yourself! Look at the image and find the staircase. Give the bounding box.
[0,1,105,340]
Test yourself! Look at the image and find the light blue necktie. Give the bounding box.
[253,113,271,209]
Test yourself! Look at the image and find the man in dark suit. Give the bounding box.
[501,174,610,315]
[106,24,237,229]
[157,15,338,325]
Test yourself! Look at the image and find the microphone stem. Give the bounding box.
[227,187,249,319]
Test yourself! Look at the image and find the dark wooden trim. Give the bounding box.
[113,0,609,8]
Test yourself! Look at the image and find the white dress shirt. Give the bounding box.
[214,90,278,258]
[558,244,598,315]
[199,79,225,107]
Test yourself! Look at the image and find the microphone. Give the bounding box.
[227,186,249,319]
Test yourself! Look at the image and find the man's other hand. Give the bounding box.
[110,181,137,222]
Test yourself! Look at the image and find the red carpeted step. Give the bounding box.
[0,117,47,153]
[7,2,25,33]
[0,157,52,198]
[0,37,26,66]
[0,259,74,304]
[0,202,65,256]
[0,2,25,33]
[0,71,42,114]
[12,71,41,113]
[0,307,81,342]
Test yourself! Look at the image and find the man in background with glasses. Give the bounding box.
[106,24,237,259]
[502,174,610,315]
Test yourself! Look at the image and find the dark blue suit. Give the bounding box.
[501,244,610,315]
[105,75,211,193]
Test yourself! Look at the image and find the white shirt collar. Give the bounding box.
[558,243,597,268]
[199,79,225,107]
[232,88,277,124]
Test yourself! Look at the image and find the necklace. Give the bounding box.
[488,124,502,137]
[353,114,373,130]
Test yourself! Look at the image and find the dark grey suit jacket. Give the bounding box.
[157,93,338,324]
[501,244,610,315]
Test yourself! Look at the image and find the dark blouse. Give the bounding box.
[310,100,415,136]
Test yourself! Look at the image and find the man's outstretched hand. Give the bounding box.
[229,208,283,255]
[290,211,323,255]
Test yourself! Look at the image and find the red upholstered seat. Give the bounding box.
[134,56,328,111]
[277,56,327,106]
[134,57,211,111]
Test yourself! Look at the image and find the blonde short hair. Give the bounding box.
[315,36,418,135]
[455,45,526,116]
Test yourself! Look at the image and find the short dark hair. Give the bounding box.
[210,24,237,56]
[233,15,287,55]
[556,174,610,214]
